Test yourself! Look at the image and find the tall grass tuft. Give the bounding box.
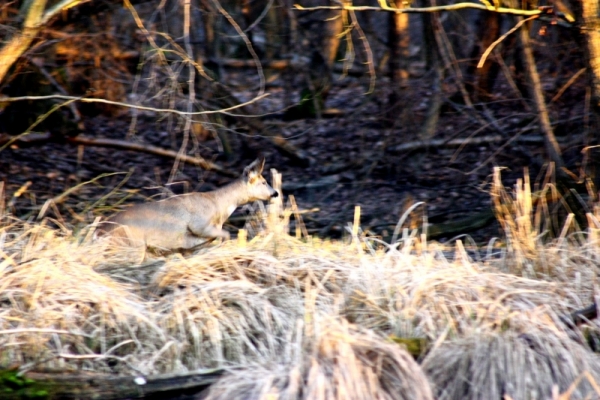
[492,166,598,279]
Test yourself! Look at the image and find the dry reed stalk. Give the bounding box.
[491,166,594,278]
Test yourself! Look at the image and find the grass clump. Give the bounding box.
[423,330,600,399]
[204,317,433,400]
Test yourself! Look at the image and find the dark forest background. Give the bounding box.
[1,0,600,242]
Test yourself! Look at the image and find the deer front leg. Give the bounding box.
[188,221,231,241]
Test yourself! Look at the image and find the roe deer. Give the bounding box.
[96,157,278,251]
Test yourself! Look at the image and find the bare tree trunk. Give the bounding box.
[387,0,410,122]
[0,0,47,84]
[287,0,343,119]
[573,0,600,131]
[321,1,344,68]
[241,0,254,45]
[572,0,600,188]
[465,11,502,102]
[264,1,283,62]
[281,0,298,109]
[315,0,344,104]
[517,17,564,169]
[418,0,442,140]
[199,0,221,78]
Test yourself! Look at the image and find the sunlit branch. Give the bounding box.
[294,2,548,17]
[41,0,90,25]
[0,94,270,116]
[478,15,538,68]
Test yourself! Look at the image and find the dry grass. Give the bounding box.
[1,168,600,398]
[423,329,600,399]
[205,317,433,400]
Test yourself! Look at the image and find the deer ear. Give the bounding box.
[243,157,265,179]
[256,156,265,173]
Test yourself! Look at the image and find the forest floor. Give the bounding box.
[0,70,589,245]
[1,64,599,400]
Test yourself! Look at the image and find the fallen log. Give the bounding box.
[560,303,598,328]
[0,132,237,178]
[67,136,237,177]
[1,368,223,400]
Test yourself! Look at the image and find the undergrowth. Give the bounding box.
[0,167,600,399]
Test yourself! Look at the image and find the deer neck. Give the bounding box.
[210,178,250,217]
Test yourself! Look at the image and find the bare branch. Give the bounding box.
[67,136,237,177]
[40,0,91,25]
[294,2,548,16]
[477,15,537,68]
[551,67,586,103]
[0,0,48,83]
[0,93,270,116]
[244,0,276,33]
[0,0,93,83]
[0,132,236,177]
[212,0,266,95]
[347,6,377,94]
[392,133,549,153]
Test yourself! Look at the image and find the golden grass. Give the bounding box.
[1,168,600,398]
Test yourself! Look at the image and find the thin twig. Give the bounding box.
[243,0,275,33]
[0,93,270,116]
[170,0,196,185]
[212,0,265,95]
[28,57,81,121]
[478,15,538,68]
[0,98,78,152]
[393,132,556,153]
[37,172,128,220]
[466,124,536,175]
[348,8,376,94]
[550,68,586,103]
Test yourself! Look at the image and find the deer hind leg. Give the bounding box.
[182,233,212,249]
